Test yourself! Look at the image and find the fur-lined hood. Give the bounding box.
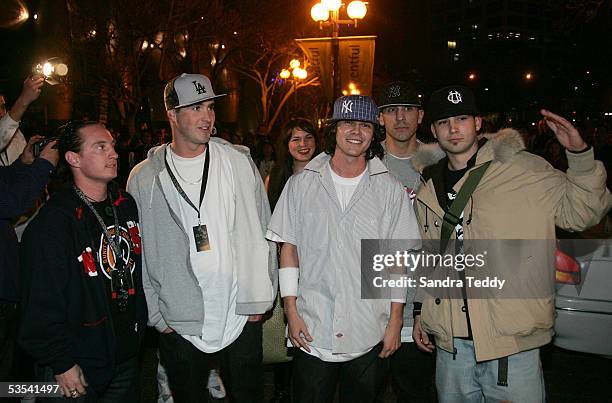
[412,128,526,172]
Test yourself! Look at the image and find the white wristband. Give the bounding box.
[279,267,299,297]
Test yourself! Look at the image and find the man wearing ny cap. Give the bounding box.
[411,85,611,402]
[127,73,277,402]
[377,81,435,402]
[267,95,421,402]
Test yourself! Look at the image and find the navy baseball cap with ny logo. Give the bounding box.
[164,73,226,110]
[328,95,379,126]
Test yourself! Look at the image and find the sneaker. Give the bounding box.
[207,369,226,399]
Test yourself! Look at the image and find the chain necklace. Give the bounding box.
[168,147,204,185]
[73,185,121,257]
[74,185,132,312]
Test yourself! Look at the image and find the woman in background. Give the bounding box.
[265,118,318,403]
[266,118,318,210]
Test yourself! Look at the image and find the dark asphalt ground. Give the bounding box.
[138,329,612,403]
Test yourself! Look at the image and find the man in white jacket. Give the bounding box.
[128,73,276,403]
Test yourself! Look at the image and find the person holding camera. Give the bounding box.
[19,121,147,401]
[0,134,58,383]
[0,75,44,166]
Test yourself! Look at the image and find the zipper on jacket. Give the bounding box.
[154,174,200,286]
[83,205,118,357]
[154,170,207,328]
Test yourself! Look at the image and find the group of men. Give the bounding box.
[4,68,610,403]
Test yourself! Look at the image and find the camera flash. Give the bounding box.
[42,62,53,77]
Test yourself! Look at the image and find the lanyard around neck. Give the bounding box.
[164,145,210,224]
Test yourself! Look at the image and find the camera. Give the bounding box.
[32,57,68,86]
[32,138,56,158]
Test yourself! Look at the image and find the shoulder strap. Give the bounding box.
[440,161,491,253]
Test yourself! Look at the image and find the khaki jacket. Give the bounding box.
[413,129,611,362]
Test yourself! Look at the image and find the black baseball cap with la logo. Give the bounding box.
[164,73,226,110]
[426,85,479,123]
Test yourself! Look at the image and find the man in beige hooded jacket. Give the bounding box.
[411,85,611,403]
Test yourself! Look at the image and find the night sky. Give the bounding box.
[1,0,611,130]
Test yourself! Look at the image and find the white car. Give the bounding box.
[554,237,612,359]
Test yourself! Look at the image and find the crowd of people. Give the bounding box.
[0,70,610,403]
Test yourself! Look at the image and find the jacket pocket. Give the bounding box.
[420,297,450,340]
[74,317,112,360]
[488,297,554,337]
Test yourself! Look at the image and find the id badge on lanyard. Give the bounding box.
[193,224,211,252]
[165,145,212,252]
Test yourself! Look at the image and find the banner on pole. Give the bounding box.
[295,37,333,99]
[296,35,376,99]
[338,35,376,96]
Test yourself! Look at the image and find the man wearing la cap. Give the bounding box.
[411,85,611,402]
[267,95,421,402]
[127,73,277,402]
[377,81,435,402]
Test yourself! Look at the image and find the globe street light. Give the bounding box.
[279,69,291,79]
[278,60,309,108]
[346,1,367,19]
[310,3,329,22]
[310,0,368,100]
[293,67,308,80]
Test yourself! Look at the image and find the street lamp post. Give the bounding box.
[311,0,368,100]
[280,59,308,92]
[279,59,308,111]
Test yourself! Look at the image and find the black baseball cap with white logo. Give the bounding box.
[426,85,479,123]
[164,73,226,110]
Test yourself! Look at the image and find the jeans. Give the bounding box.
[389,342,435,403]
[436,338,545,403]
[158,321,263,403]
[292,344,387,403]
[38,356,139,402]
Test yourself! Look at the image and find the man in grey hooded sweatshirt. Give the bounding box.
[128,73,277,403]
